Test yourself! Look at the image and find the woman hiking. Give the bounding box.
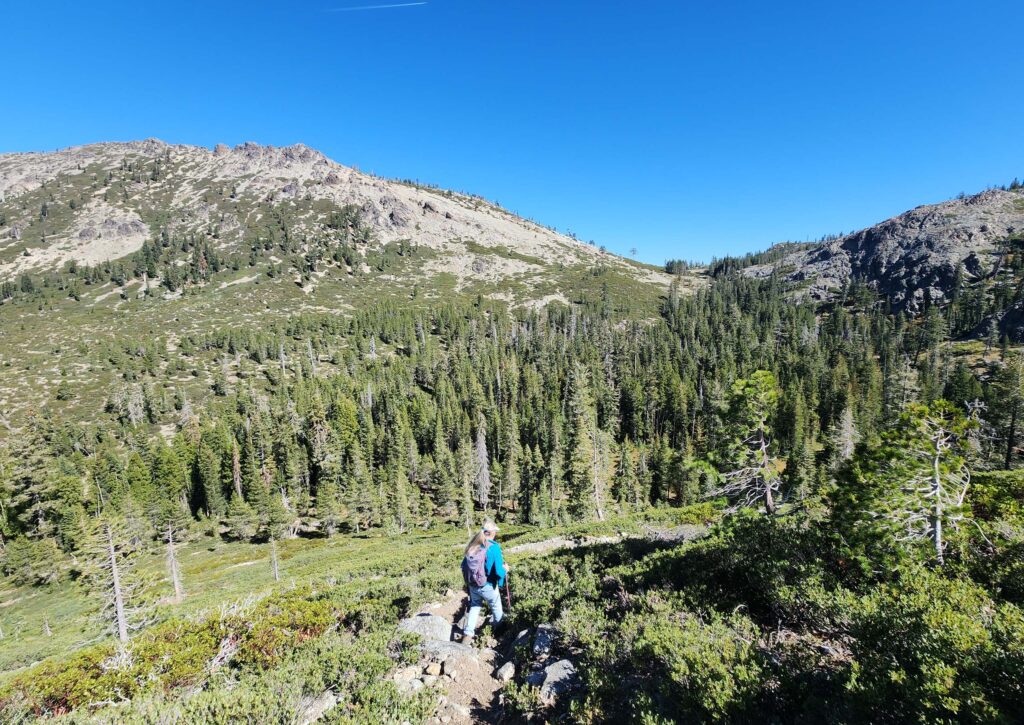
[460,518,510,643]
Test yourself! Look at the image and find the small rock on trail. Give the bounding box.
[495,661,515,683]
[528,658,579,705]
[532,623,556,656]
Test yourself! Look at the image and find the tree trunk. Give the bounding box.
[232,441,243,499]
[107,523,129,643]
[270,537,280,582]
[1005,406,1017,470]
[932,452,944,566]
[167,525,183,603]
[763,485,776,516]
[759,428,777,516]
[307,339,318,375]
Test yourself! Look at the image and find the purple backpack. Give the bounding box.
[462,541,491,588]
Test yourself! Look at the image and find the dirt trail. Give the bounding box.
[414,591,505,724]
[299,526,707,724]
[410,524,707,724]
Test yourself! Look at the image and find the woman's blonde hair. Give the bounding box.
[465,518,499,556]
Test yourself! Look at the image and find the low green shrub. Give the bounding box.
[972,470,1024,522]
[846,568,1024,723]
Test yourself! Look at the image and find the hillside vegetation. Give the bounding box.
[0,141,690,430]
[0,161,1023,722]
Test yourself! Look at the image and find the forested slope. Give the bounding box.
[0,165,1023,722]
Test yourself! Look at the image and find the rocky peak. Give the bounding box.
[746,188,1024,312]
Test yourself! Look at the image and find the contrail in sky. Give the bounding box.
[329,2,427,10]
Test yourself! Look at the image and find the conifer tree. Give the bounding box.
[714,371,783,515]
[346,446,375,532]
[196,442,226,518]
[263,495,291,582]
[499,412,521,518]
[472,413,492,511]
[0,447,12,551]
[456,434,475,532]
[612,438,640,511]
[225,494,258,541]
[431,415,457,519]
[840,400,981,566]
[81,511,153,644]
[992,351,1024,469]
[315,476,345,536]
[566,363,606,520]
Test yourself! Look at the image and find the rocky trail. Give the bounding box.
[296,525,704,725]
[390,524,706,724]
[396,591,506,724]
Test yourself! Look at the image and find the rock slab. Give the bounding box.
[537,659,578,704]
[398,613,452,642]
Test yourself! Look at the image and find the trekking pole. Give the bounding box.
[504,572,512,611]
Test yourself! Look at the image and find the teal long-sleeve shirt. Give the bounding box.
[485,540,507,587]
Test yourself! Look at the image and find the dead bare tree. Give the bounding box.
[82,513,154,645]
[166,524,184,603]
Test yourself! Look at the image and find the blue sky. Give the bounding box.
[4,1,1022,264]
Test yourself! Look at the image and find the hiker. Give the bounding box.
[460,518,511,642]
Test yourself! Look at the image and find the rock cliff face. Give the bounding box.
[746,189,1024,312]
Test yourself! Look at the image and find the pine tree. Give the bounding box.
[0,447,12,551]
[841,400,980,566]
[993,351,1024,469]
[225,495,258,541]
[263,495,291,582]
[151,443,188,511]
[196,442,226,518]
[431,415,457,519]
[612,439,640,511]
[472,413,492,511]
[345,446,375,532]
[885,355,920,421]
[498,411,521,518]
[566,363,606,520]
[316,477,346,536]
[456,434,475,532]
[81,512,153,644]
[829,405,858,468]
[713,371,783,515]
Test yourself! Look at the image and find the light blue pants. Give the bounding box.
[463,583,503,637]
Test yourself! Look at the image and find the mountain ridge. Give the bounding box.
[743,186,1024,312]
[0,139,672,294]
